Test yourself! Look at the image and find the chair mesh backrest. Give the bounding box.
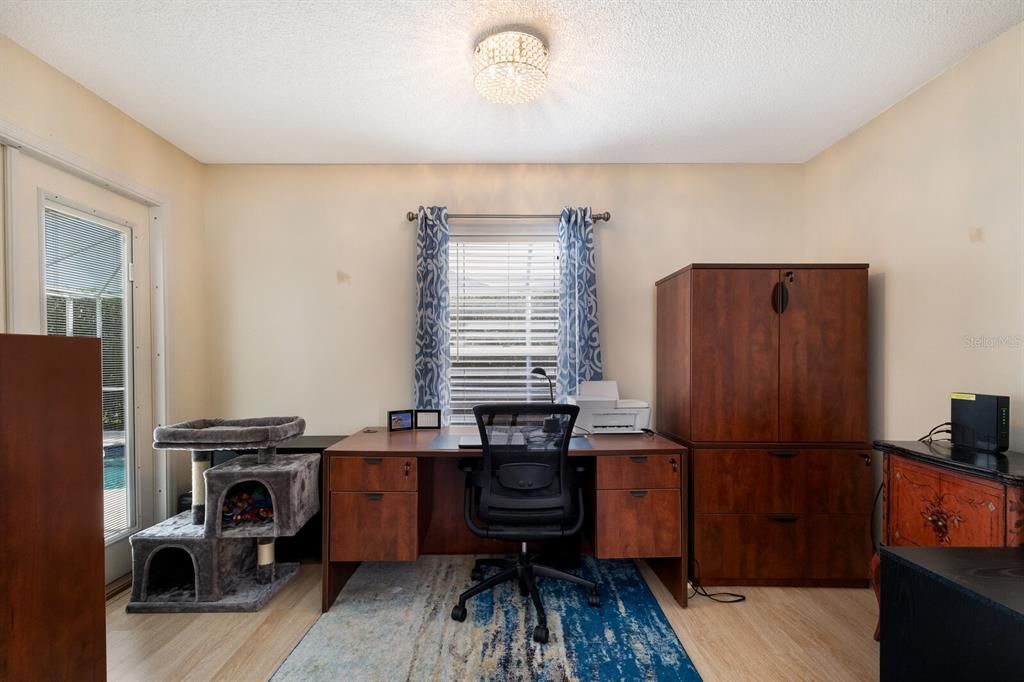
[473,404,578,458]
[473,403,579,496]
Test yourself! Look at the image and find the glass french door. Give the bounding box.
[43,205,136,540]
[6,150,153,583]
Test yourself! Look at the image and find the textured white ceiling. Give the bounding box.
[1,1,1020,164]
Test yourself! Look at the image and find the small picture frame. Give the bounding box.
[388,410,414,432]
[414,409,441,430]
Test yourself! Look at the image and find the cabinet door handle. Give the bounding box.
[768,449,797,458]
[771,281,790,314]
[365,493,383,501]
[630,490,649,498]
[768,514,799,522]
[630,456,648,463]
[364,457,382,465]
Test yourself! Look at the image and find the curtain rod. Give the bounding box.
[405,211,611,222]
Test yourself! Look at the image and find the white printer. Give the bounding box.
[568,381,651,434]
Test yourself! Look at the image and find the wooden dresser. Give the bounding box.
[655,264,873,586]
[877,440,1024,548]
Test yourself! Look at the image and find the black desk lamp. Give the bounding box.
[530,367,555,403]
[530,367,560,433]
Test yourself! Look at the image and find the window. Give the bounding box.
[448,235,559,424]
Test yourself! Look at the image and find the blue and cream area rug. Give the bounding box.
[273,555,701,681]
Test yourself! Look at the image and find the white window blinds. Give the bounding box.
[449,236,559,424]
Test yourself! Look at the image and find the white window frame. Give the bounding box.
[448,221,560,424]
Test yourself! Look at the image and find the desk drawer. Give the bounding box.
[596,454,681,489]
[330,492,417,561]
[694,448,873,514]
[693,513,871,582]
[594,489,680,558]
[330,456,417,491]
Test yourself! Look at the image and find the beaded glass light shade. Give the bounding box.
[473,31,548,105]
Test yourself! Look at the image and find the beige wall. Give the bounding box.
[804,23,1024,445]
[2,17,1021,507]
[203,164,805,434]
[0,36,208,490]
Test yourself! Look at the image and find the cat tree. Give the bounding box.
[126,416,319,613]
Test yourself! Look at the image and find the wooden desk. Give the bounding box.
[322,427,688,611]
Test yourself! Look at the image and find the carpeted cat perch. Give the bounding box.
[126,417,319,613]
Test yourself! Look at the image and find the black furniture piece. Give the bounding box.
[450,403,600,643]
[880,546,1024,681]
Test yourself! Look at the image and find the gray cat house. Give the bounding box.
[127,417,319,613]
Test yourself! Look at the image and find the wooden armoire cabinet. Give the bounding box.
[0,334,106,680]
[655,264,873,586]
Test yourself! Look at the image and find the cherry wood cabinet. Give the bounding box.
[778,268,868,443]
[689,268,780,442]
[1,335,106,681]
[656,264,871,586]
[656,264,869,445]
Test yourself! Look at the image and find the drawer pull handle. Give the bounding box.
[630,456,648,463]
[630,490,648,498]
[768,514,799,522]
[364,458,382,465]
[768,450,797,458]
[404,461,411,476]
[366,493,384,501]
[670,458,678,473]
[860,454,871,466]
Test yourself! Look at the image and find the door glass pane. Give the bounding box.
[43,207,132,540]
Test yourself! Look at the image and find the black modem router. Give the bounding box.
[950,392,1010,453]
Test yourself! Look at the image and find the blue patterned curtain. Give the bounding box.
[414,206,451,424]
[557,207,603,400]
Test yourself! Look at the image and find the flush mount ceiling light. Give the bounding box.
[474,31,548,105]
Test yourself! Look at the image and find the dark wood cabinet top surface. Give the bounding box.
[876,440,1024,485]
[881,546,1024,618]
[656,262,870,285]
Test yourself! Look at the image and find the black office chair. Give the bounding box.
[450,403,599,643]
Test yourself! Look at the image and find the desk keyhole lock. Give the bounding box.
[670,458,678,473]
[860,454,871,467]
[404,461,411,477]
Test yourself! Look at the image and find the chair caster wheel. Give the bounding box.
[470,568,483,581]
[451,604,467,622]
[533,624,549,643]
[588,590,601,608]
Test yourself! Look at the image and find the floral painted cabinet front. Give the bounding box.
[888,456,1006,547]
